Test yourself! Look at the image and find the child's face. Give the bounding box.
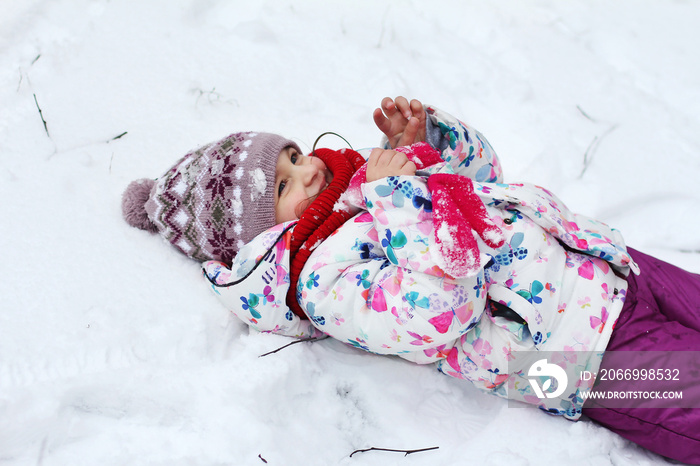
[274,147,333,223]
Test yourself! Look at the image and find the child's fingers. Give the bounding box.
[375,97,424,147]
[366,148,416,181]
[399,160,417,176]
[409,99,423,116]
[410,99,427,142]
[368,148,398,169]
[387,150,415,174]
[368,147,385,165]
[393,96,412,120]
[411,99,426,126]
[373,107,392,136]
[396,117,420,147]
[386,149,407,170]
[380,97,397,115]
[366,148,393,182]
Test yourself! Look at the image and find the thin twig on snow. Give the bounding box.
[349,446,439,458]
[259,336,328,357]
[33,93,50,138]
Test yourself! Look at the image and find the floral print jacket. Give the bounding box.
[203,106,639,419]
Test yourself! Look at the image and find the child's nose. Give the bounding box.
[299,160,319,185]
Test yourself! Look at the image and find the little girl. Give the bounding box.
[123,97,700,464]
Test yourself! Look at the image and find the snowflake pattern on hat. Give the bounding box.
[123,132,300,263]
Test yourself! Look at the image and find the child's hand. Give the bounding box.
[373,96,427,148]
[366,148,417,183]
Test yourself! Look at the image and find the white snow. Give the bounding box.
[250,167,267,199]
[1,1,699,465]
[483,227,506,247]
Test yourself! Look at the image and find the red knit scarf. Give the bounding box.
[287,147,366,318]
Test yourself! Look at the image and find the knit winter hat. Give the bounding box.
[122,132,300,263]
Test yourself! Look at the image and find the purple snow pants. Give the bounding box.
[583,248,700,464]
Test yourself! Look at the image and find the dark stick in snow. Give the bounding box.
[576,105,618,179]
[109,131,128,142]
[349,446,439,457]
[259,336,328,357]
[33,93,50,138]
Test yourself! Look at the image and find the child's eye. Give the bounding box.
[290,152,298,164]
[278,180,287,197]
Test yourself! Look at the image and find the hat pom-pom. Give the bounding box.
[122,179,158,233]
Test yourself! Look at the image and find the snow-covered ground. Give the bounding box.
[1,1,699,464]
